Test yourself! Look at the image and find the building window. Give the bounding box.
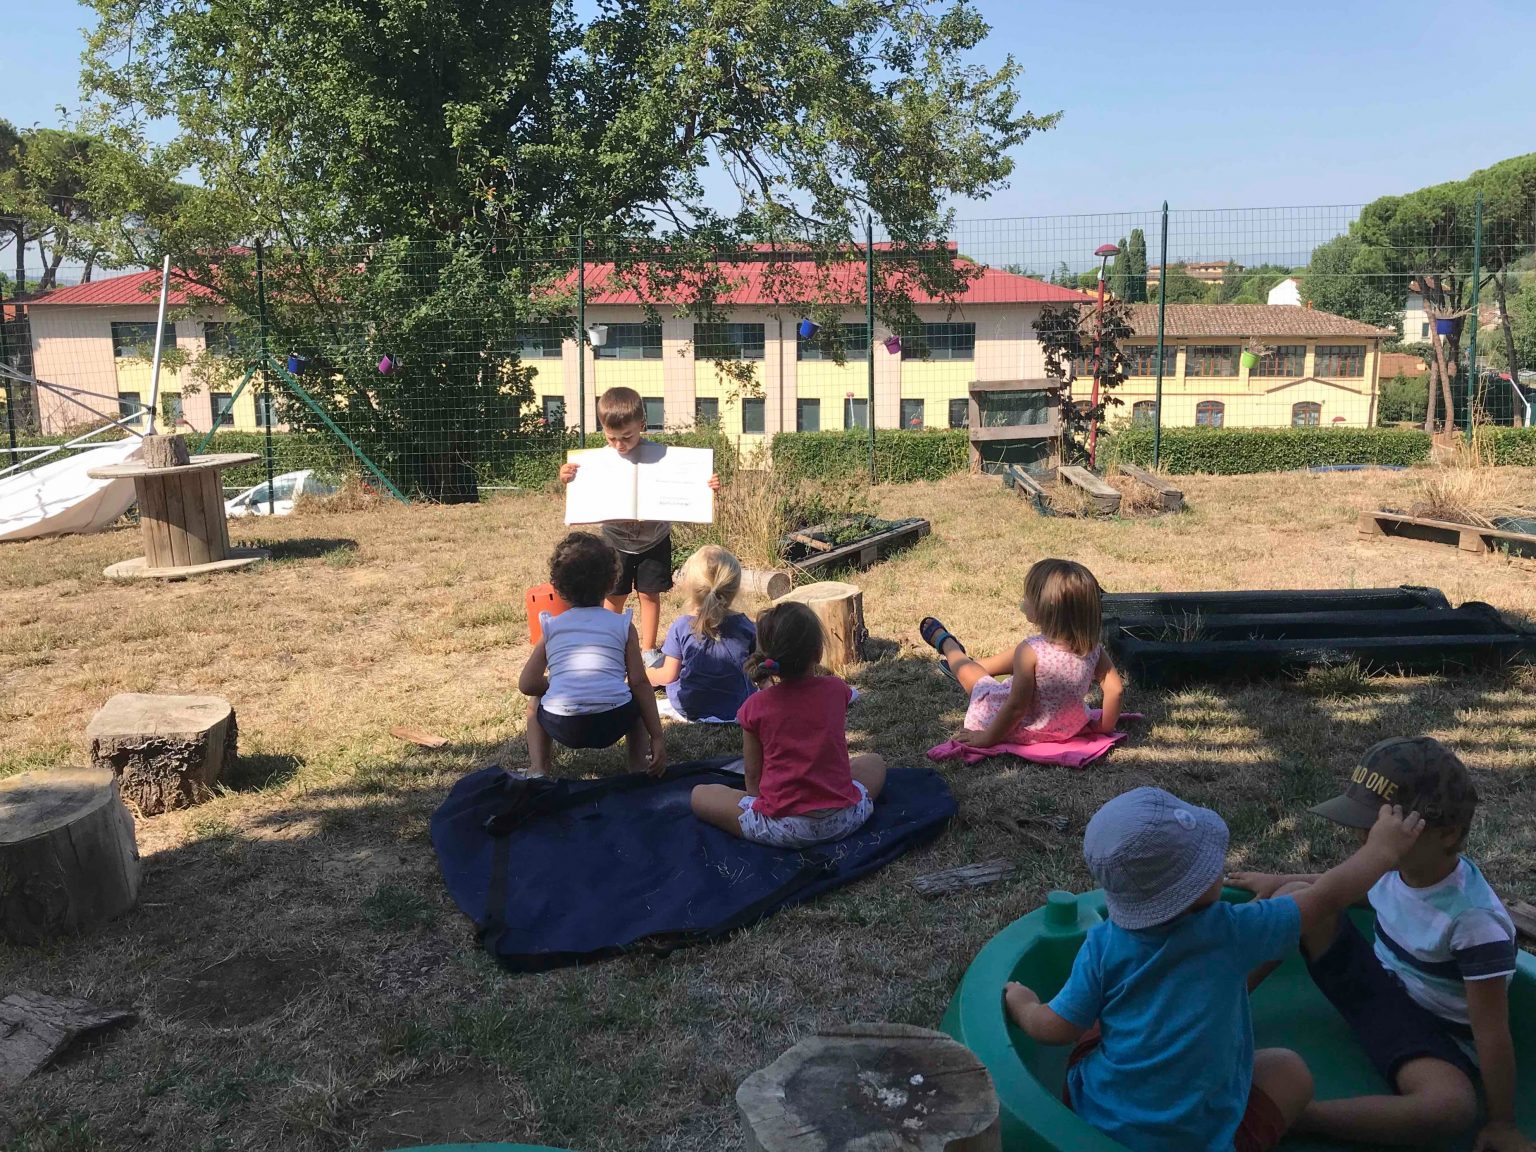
[1421,322,1430,339]
[1195,400,1225,427]
[642,396,665,431]
[844,397,869,430]
[1315,344,1365,378]
[797,399,820,432]
[1252,344,1305,377]
[1186,346,1239,377]
[695,322,765,361]
[117,391,143,419]
[1291,401,1322,427]
[741,397,765,434]
[948,398,970,429]
[900,398,925,429]
[255,393,277,428]
[798,323,870,361]
[518,325,564,359]
[211,391,235,427]
[695,397,720,427]
[902,322,976,361]
[595,323,662,359]
[202,322,240,357]
[1131,401,1157,426]
[541,395,565,425]
[1128,345,1177,377]
[110,322,158,359]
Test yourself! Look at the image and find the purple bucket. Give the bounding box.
[883,335,902,355]
[797,318,819,340]
[378,355,395,374]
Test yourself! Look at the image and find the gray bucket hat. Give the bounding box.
[1084,787,1229,930]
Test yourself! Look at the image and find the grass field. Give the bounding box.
[2,467,1534,1152]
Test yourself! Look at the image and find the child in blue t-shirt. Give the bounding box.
[647,545,756,722]
[1003,786,1426,1152]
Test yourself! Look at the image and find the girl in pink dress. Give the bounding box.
[920,558,1125,748]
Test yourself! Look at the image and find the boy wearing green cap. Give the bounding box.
[1233,737,1527,1152]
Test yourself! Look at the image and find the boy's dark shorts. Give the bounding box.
[1306,916,1478,1086]
[536,696,638,749]
[613,534,673,596]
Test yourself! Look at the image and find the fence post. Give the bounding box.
[1465,192,1483,439]
[0,281,16,466]
[865,214,876,484]
[576,224,587,449]
[254,241,277,514]
[1153,201,1169,470]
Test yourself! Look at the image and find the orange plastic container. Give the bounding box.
[525,583,570,644]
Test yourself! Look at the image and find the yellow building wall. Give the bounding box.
[793,360,867,430]
[895,360,974,428]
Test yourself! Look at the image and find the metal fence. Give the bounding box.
[3,196,1532,496]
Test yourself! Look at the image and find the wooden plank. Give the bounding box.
[137,476,169,570]
[1059,465,1122,514]
[791,519,930,575]
[1360,510,1536,556]
[1356,509,1387,537]
[967,378,1057,393]
[1511,900,1536,944]
[1458,529,1487,554]
[1117,462,1185,512]
[389,726,448,749]
[180,468,212,567]
[202,469,230,559]
[968,422,1059,443]
[160,474,191,569]
[912,860,1015,897]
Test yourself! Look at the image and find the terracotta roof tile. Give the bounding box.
[1125,304,1393,339]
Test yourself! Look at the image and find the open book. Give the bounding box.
[564,443,715,526]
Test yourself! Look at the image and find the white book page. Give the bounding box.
[563,448,638,525]
[635,445,715,524]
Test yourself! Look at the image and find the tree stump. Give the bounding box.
[86,693,237,815]
[741,567,793,600]
[737,1023,1000,1152]
[0,767,141,944]
[140,432,191,469]
[777,581,866,674]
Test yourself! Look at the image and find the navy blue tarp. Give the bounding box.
[430,758,955,972]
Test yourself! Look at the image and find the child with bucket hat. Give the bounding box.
[1004,785,1426,1152]
[1232,738,1528,1152]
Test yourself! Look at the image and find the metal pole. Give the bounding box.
[1153,202,1170,470]
[865,214,876,484]
[0,281,15,465]
[255,241,276,513]
[576,225,587,448]
[1088,262,1106,469]
[1464,192,1483,439]
[145,255,172,434]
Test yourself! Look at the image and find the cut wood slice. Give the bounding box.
[0,767,141,944]
[0,990,136,1089]
[737,1022,1000,1152]
[776,581,867,674]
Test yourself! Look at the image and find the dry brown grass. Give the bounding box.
[3,467,1535,1151]
[1106,470,1169,516]
[1409,424,1534,529]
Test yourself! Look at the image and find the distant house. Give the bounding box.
[1115,304,1394,429]
[1267,277,1302,307]
[1147,261,1239,290]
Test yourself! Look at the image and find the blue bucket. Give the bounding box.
[797,318,819,340]
[1433,317,1459,337]
[286,354,306,374]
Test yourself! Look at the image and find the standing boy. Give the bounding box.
[558,387,720,667]
[1233,738,1528,1152]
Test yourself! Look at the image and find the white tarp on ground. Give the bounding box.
[0,439,143,542]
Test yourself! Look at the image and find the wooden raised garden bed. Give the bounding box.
[1116,462,1185,512]
[1358,510,1536,560]
[781,516,930,575]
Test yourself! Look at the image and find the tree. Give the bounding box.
[1486,275,1536,377]
[1125,228,1148,303]
[80,0,1058,498]
[1152,264,1206,304]
[0,120,26,291]
[1465,153,1536,393]
[1108,236,1129,300]
[1302,234,1402,331]
[1033,298,1133,463]
[1051,260,1073,287]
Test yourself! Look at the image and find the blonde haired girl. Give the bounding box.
[647,545,757,722]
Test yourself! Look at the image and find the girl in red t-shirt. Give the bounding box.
[691,601,886,849]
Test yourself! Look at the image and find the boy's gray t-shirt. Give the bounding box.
[596,440,671,554]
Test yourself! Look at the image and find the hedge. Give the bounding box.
[1484,427,1536,467]
[1106,426,1434,474]
[769,429,970,483]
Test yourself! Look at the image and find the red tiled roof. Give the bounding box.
[27,268,219,307]
[1126,304,1394,339]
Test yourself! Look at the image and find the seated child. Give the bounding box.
[517,532,665,778]
[1004,785,1427,1152]
[689,600,885,849]
[920,557,1124,748]
[647,545,757,721]
[1232,738,1528,1152]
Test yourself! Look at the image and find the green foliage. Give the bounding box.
[769,429,969,483]
[1484,427,1536,466]
[1107,426,1432,474]
[1108,236,1129,301]
[1033,298,1133,459]
[1376,372,1430,426]
[1302,234,1403,333]
[1124,229,1149,303]
[1152,264,1207,304]
[1217,263,1296,306]
[1486,275,1536,374]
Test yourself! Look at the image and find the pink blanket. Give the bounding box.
[926,711,1142,769]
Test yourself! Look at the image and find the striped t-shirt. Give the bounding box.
[1368,856,1517,1029]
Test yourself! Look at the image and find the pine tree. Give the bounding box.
[1126,228,1149,303]
[1109,235,1129,300]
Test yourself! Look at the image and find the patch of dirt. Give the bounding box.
[159,953,333,1027]
[355,1066,523,1149]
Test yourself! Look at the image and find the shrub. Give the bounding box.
[1376,372,1428,426]
[1105,426,1432,474]
[1484,427,1536,467]
[769,429,969,483]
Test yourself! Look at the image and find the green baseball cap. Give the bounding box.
[1309,737,1478,831]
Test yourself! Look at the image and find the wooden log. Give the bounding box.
[1512,900,1536,944]
[741,567,792,600]
[0,767,141,944]
[1058,466,1122,515]
[0,991,136,1089]
[913,860,1016,897]
[788,531,834,553]
[776,581,867,674]
[737,1022,1000,1152]
[1117,462,1184,512]
[140,433,190,470]
[86,693,237,816]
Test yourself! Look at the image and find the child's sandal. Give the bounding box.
[919,616,966,656]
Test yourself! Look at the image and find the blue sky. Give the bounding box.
[5,0,1533,223]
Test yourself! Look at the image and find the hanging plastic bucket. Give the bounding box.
[797,318,819,340]
[1433,317,1460,337]
[1240,350,1259,371]
[883,335,902,355]
[378,355,396,374]
[286,354,307,375]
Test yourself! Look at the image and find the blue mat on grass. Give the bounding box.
[430,757,956,972]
